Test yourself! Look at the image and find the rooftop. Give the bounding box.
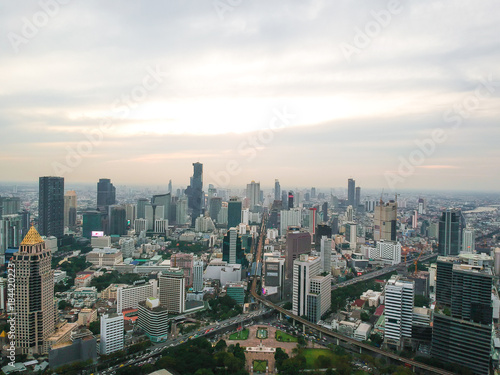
[20,226,44,246]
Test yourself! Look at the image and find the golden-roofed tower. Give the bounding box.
[21,225,44,246]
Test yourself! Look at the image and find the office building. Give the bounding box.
[355,186,361,208]
[186,162,203,227]
[320,236,332,274]
[274,179,281,201]
[63,191,77,228]
[376,240,402,265]
[172,253,194,286]
[159,268,185,314]
[462,228,475,253]
[346,205,354,222]
[280,208,301,235]
[438,209,465,256]
[411,210,418,229]
[285,230,311,278]
[374,200,397,242]
[108,205,127,236]
[97,178,116,209]
[432,256,493,375]
[12,226,56,354]
[417,198,426,215]
[116,280,158,313]
[0,214,22,255]
[82,211,103,239]
[176,196,188,225]
[281,190,288,206]
[209,197,222,222]
[345,222,357,249]
[288,191,294,210]
[246,181,261,210]
[223,227,244,265]
[193,259,204,292]
[308,273,331,323]
[347,178,355,206]
[228,197,242,228]
[293,254,321,317]
[0,197,21,216]
[125,204,136,226]
[322,202,328,222]
[38,176,64,238]
[307,208,317,238]
[100,314,124,355]
[136,198,149,219]
[226,283,246,305]
[138,298,169,343]
[384,275,414,348]
[264,258,285,299]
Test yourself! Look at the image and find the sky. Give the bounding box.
[1,0,500,191]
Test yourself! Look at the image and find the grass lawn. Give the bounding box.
[275,330,298,343]
[253,360,267,372]
[302,348,336,369]
[228,329,249,340]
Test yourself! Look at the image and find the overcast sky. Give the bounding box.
[1,0,499,191]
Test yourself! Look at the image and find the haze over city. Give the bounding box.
[2,1,500,190]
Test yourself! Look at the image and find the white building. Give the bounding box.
[241,209,250,225]
[192,259,204,292]
[91,236,111,248]
[267,228,278,241]
[154,219,168,234]
[86,248,123,267]
[345,222,357,249]
[116,279,158,313]
[384,276,414,347]
[227,227,238,264]
[376,241,402,265]
[320,236,332,274]
[100,314,124,355]
[308,273,332,323]
[134,218,147,233]
[120,237,135,258]
[195,216,215,232]
[292,254,321,317]
[280,208,301,236]
[159,268,185,314]
[462,228,475,253]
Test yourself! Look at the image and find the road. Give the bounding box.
[250,218,452,375]
[332,252,438,290]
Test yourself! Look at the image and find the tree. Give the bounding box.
[215,339,227,352]
[58,300,71,310]
[370,333,383,347]
[194,369,215,375]
[314,355,332,369]
[89,321,100,335]
[275,347,289,370]
[283,302,293,310]
[360,311,370,321]
[414,294,430,308]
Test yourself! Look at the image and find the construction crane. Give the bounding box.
[414,247,425,274]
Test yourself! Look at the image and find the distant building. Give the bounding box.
[138,298,169,343]
[185,162,203,227]
[192,259,204,292]
[97,178,116,209]
[159,268,185,314]
[374,200,397,242]
[39,176,64,239]
[347,178,355,207]
[228,197,242,228]
[100,314,124,355]
[86,248,123,267]
[438,209,465,256]
[64,191,77,228]
[285,230,311,278]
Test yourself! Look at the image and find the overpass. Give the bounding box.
[250,218,453,375]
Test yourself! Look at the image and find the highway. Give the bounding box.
[332,252,438,290]
[251,219,453,375]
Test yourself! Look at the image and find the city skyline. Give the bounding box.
[2,1,500,190]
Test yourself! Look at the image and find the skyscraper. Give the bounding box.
[222,227,244,265]
[246,181,261,210]
[136,198,149,219]
[374,200,397,242]
[384,275,414,348]
[462,228,475,253]
[97,178,116,209]
[347,178,355,206]
[13,226,56,354]
[285,230,312,278]
[432,256,493,375]
[168,179,172,194]
[38,176,64,238]
[227,197,242,228]
[108,205,127,236]
[100,314,124,355]
[288,191,294,210]
[321,202,328,222]
[311,187,316,199]
[209,197,222,222]
[355,186,361,208]
[274,179,281,201]
[63,190,77,228]
[438,209,465,256]
[186,162,203,227]
[193,259,204,292]
[159,268,185,314]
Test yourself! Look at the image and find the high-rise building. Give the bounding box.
[223,227,244,265]
[285,231,312,278]
[288,191,294,210]
[438,209,465,256]
[320,236,332,274]
[97,178,116,209]
[125,204,136,226]
[384,275,414,348]
[346,205,354,222]
[462,228,475,253]
[108,205,127,236]
[374,200,397,242]
[0,214,22,255]
[228,197,242,228]
[308,273,331,323]
[246,181,261,210]
[176,196,188,225]
[193,259,204,292]
[307,208,317,238]
[345,222,357,249]
[82,211,103,239]
[138,298,169,343]
[186,162,203,227]
[274,179,281,201]
[417,198,426,215]
[116,280,158,313]
[136,198,149,219]
[0,197,21,216]
[38,176,64,239]
[281,191,288,207]
[355,186,361,208]
[375,240,402,265]
[347,178,355,206]
[293,254,321,317]
[64,190,77,228]
[280,208,301,236]
[432,256,493,375]
[321,202,328,222]
[159,268,185,314]
[311,187,316,200]
[168,179,172,194]
[100,314,124,355]
[209,197,222,222]
[13,227,56,354]
[411,210,418,229]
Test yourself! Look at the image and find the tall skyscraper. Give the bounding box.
[0,214,22,256]
[193,259,204,292]
[347,178,355,206]
[108,205,127,236]
[13,226,56,354]
[384,275,414,348]
[100,314,124,355]
[355,186,361,208]
[176,196,188,224]
[168,179,172,194]
[311,187,316,199]
[246,181,261,210]
[438,209,465,256]
[321,202,328,222]
[281,191,288,207]
[462,228,475,253]
[63,190,77,228]
[38,176,64,238]
[432,257,493,375]
[186,162,203,227]
[159,268,186,314]
[209,197,222,222]
[374,200,397,242]
[285,230,312,278]
[136,198,149,219]
[228,197,242,228]
[320,236,332,274]
[223,227,244,265]
[274,179,281,201]
[97,178,116,209]
[82,211,103,239]
[293,254,321,317]
[288,191,294,210]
